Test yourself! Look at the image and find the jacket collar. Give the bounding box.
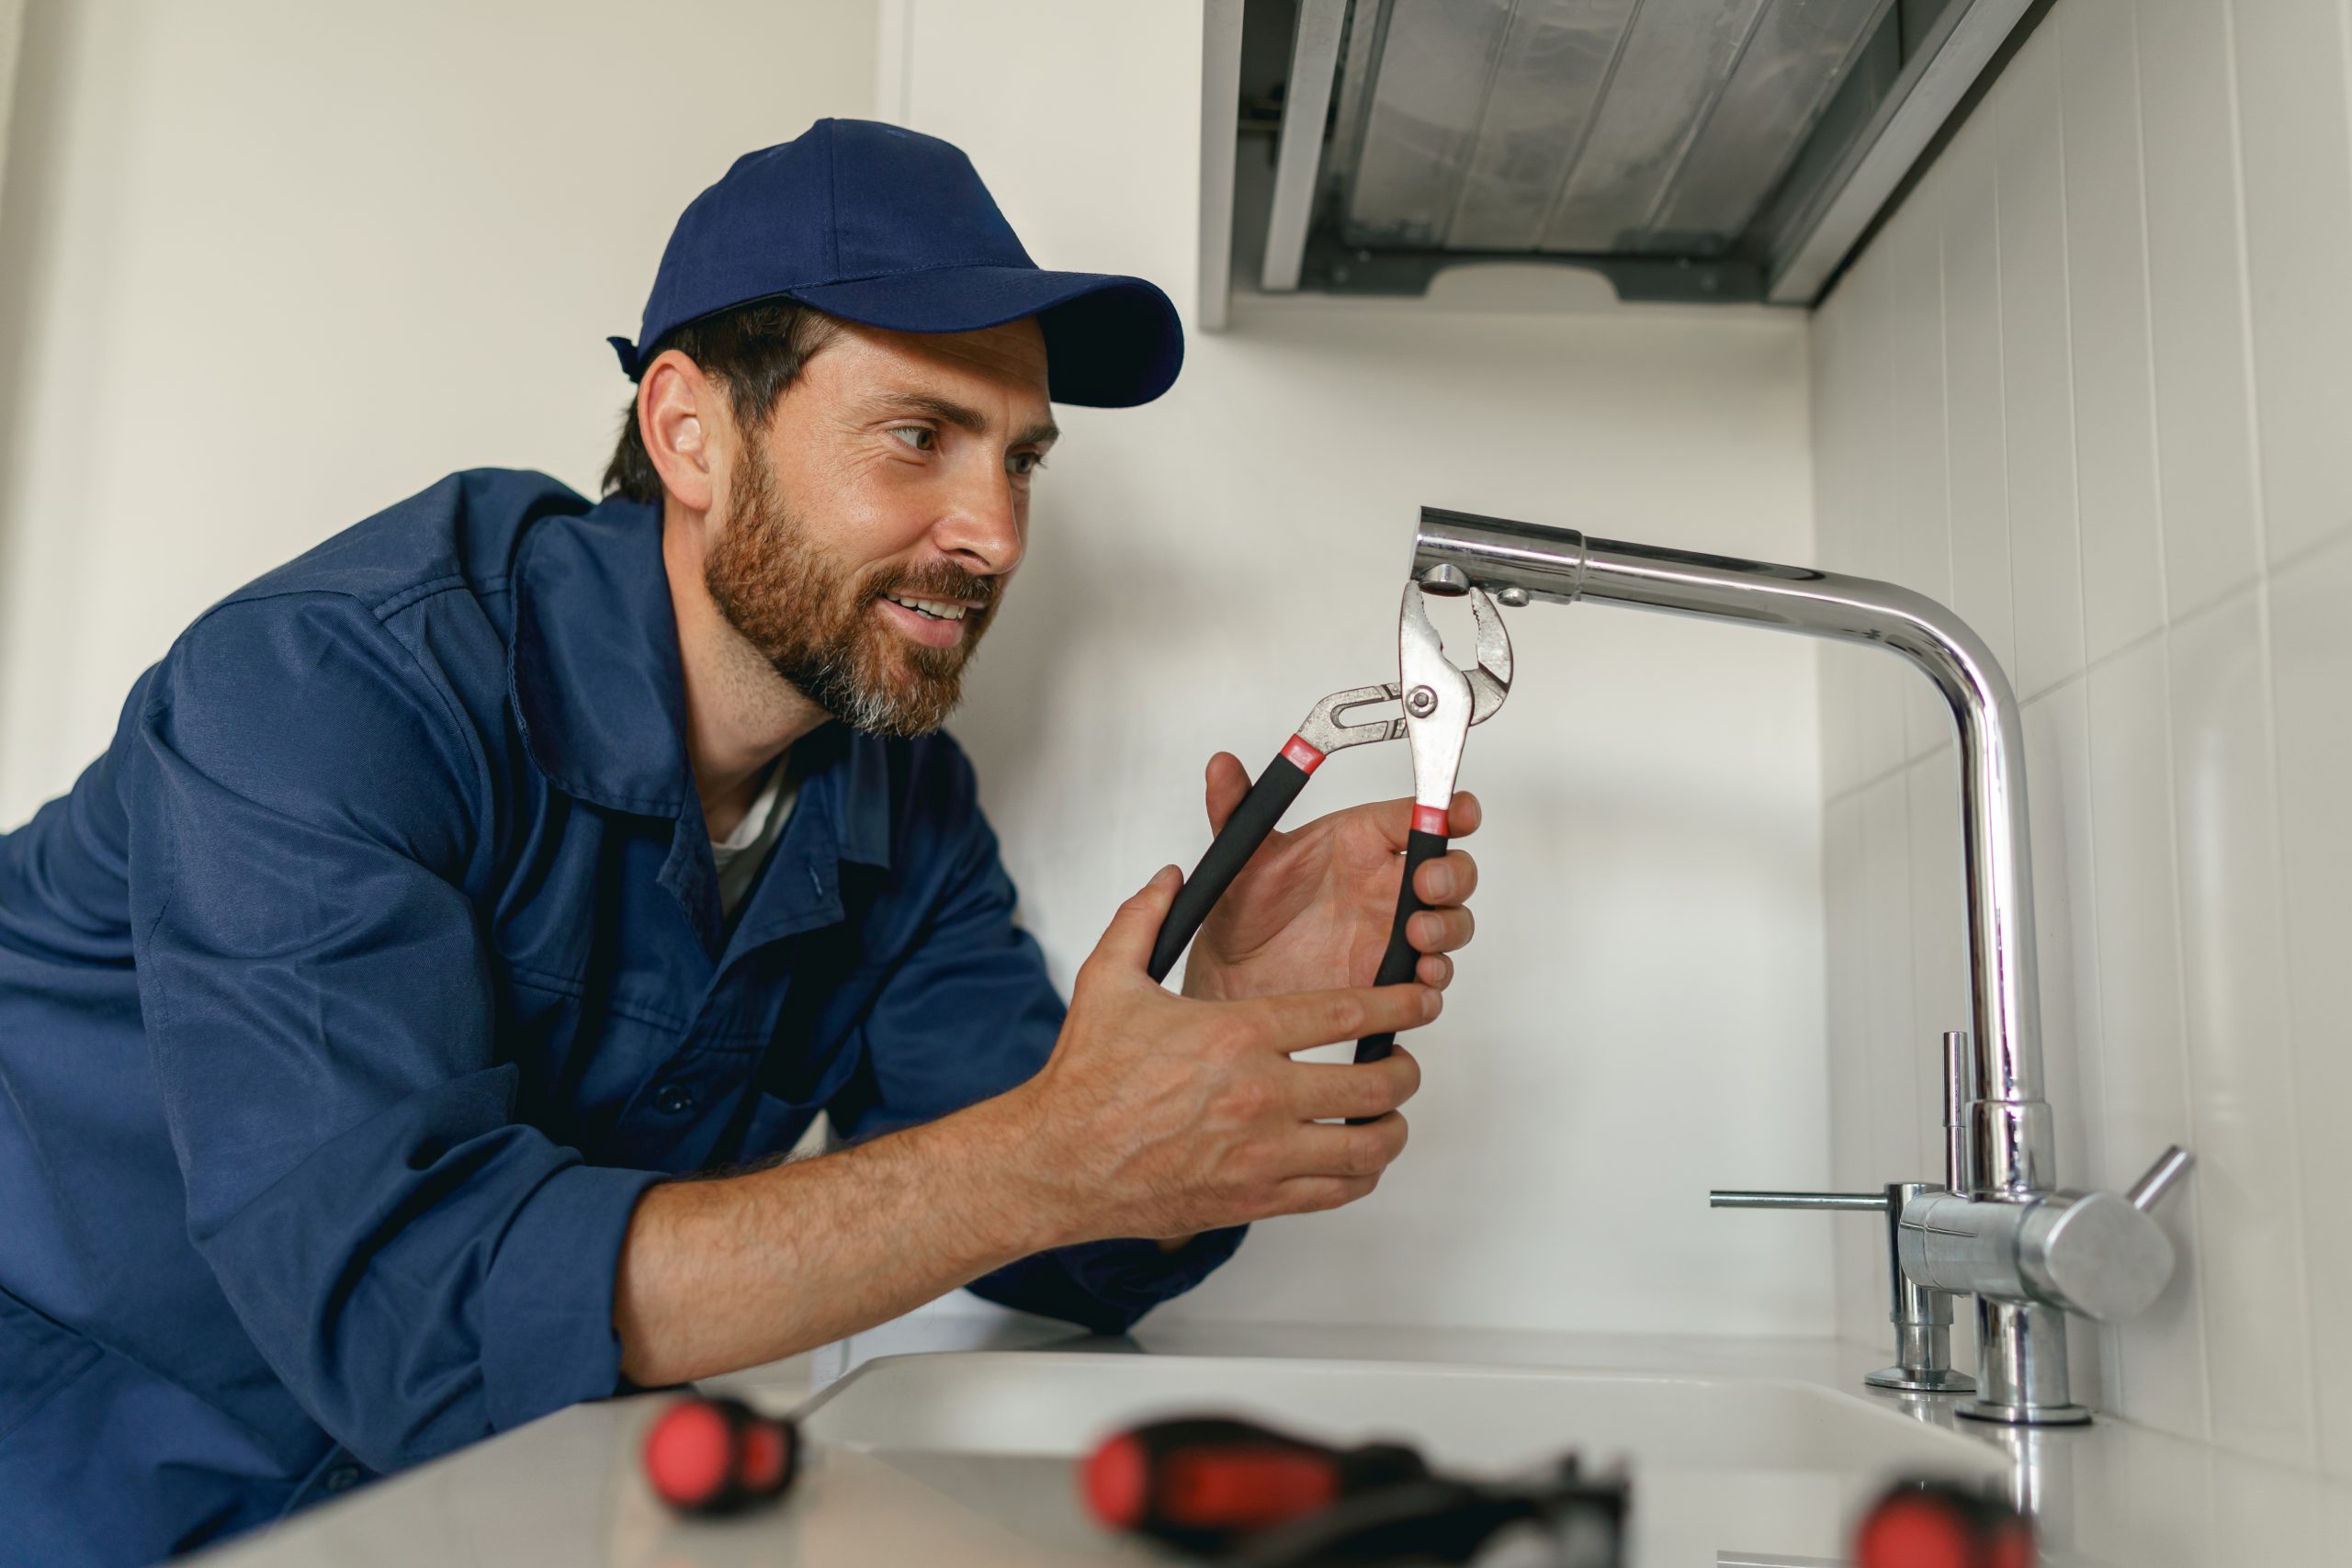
[506,489,892,869]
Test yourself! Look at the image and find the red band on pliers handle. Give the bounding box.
[1412,805,1450,837]
[1279,736,1327,775]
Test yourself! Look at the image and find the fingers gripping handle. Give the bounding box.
[1353,818,1447,1066]
[1148,750,1316,984]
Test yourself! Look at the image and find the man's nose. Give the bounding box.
[930,464,1025,578]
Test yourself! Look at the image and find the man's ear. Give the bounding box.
[640,350,718,514]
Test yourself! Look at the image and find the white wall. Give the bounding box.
[1813,0,2352,1478]
[0,0,878,821]
[892,1,1834,1338]
[0,1,27,206]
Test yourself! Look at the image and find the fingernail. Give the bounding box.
[1421,988,1442,1020]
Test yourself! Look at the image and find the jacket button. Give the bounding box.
[323,1464,360,1494]
[653,1082,695,1115]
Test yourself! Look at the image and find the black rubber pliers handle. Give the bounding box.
[1351,811,1449,1077]
[1147,749,1317,984]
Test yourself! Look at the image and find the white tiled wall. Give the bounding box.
[1812,0,2350,1479]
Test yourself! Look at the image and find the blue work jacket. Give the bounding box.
[0,470,1240,1565]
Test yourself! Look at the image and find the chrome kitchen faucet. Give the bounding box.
[1408,506,2192,1427]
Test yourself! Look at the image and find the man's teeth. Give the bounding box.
[887,593,968,622]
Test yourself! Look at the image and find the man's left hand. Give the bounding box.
[1180,751,1480,1006]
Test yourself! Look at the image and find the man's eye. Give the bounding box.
[890,426,935,451]
[1008,451,1046,476]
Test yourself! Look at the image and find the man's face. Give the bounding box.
[703,318,1056,737]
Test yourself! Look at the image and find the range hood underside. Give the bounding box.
[1235,0,2045,309]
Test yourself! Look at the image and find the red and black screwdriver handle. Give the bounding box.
[641,1395,800,1517]
[1080,1415,1431,1555]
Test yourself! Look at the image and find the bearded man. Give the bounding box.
[0,120,1481,1564]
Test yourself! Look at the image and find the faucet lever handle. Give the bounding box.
[1707,1190,1887,1212]
[2126,1145,2193,1213]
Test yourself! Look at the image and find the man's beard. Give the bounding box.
[703,444,998,738]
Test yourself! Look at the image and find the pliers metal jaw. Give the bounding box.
[1147,586,1515,997]
[1283,589,1511,766]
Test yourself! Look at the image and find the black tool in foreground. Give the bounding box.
[1079,1413,1626,1567]
[1146,586,1512,1065]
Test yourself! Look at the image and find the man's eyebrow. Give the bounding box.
[868,391,1057,446]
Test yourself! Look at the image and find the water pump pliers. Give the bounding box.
[1147,582,1513,1068]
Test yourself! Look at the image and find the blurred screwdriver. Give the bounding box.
[1081,1416,1431,1553]
[1080,1415,1626,1565]
[1854,1478,2036,1568]
[641,1395,801,1517]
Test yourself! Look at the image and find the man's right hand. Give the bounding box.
[993,864,1433,1247]
[616,865,1432,1387]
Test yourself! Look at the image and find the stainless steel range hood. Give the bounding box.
[1210,0,2045,311]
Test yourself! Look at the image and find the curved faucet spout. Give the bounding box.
[1410,506,2052,1199]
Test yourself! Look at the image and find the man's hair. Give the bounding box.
[602,299,842,505]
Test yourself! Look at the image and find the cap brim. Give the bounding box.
[785,266,1183,408]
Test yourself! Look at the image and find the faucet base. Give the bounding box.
[1865,1365,1977,1394]
[1955,1397,2092,1427]
[1962,1299,2087,1426]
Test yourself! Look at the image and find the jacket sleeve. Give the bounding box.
[124,593,661,1474]
[827,740,1243,1335]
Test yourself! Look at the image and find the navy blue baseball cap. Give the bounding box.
[610,118,1183,407]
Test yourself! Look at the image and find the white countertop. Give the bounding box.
[194,1315,2350,1567]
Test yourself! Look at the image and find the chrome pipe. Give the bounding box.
[1943,1031,1973,1198]
[1411,507,2052,1198]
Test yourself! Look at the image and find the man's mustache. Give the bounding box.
[864,564,1000,613]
